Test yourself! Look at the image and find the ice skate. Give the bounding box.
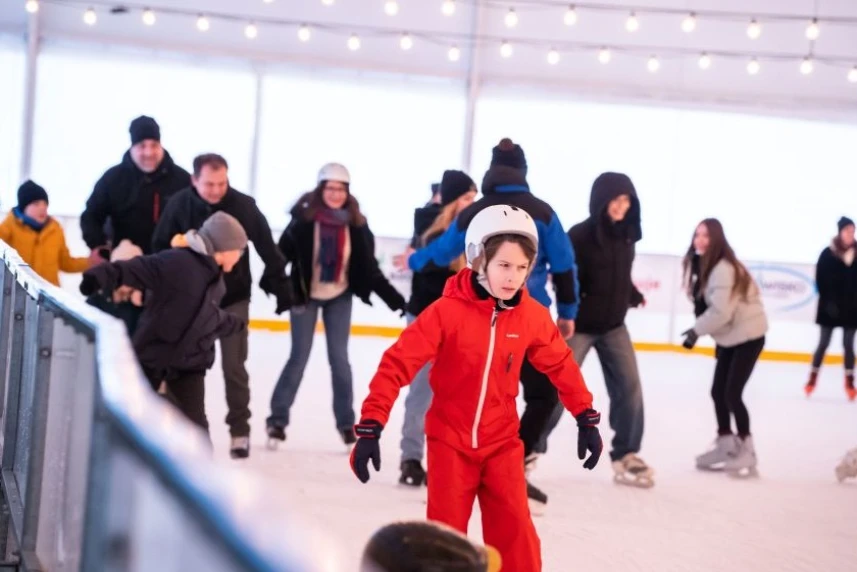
[845,374,856,402]
[524,452,540,476]
[398,460,427,487]
[724,436,759,478]
[612,453,655,488]
[834,448,857,483]
[804,371,818,397]
[230,436,250,459]
[341,428,357,450]
[266,425,286,450]
[526,481,547,516]
[695,434,739,471]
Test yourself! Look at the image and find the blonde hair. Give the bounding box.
[420,201,467,272]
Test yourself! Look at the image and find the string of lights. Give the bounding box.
[22,0,857,82]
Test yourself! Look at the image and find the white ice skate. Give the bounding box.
[834,448,857,483]
[723,436,758,478]
[266,425,286,450]
[696,435,739,471]
[612,453,654,488]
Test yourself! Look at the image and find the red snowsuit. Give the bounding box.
[360,269,594,571]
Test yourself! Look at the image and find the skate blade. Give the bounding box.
[265,438,282,451]
[528,499,546,516]
[696,462,726,472]
[613,474,655,489]
[726,466,759,479]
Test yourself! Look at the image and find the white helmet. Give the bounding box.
[318,162,350,184]
[465,204,539,269]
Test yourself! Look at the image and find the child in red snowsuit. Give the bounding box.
[350,205,603,571]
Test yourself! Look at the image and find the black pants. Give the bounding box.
[221,300,251,437]
[811,326,856,371]
[711,337,765,438]
[144,367,209,435]
[518,358,558,458]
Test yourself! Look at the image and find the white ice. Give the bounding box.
[203,330,855,572]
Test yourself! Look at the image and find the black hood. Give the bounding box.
[481,165,529,195]
[121,149,178,179]
[413,202,443,239]
[589,172,642,243]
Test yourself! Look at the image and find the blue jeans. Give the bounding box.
[399,313,434,463]
[267,293,354,431]
[535,324,645,462]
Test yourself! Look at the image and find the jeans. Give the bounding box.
[399,313,434,463]
[221,300,251,437]
[267,293,354,431]
[812,326,856,372]
[535,324,645,462]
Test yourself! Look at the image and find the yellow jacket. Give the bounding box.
[0,212,89,286]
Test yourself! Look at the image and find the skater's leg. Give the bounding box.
[533,333,595,455]
[425,438,480,534]
[165,370,211,447]
[221,300,251,437]
[321,293,355,431]
[811,326,834,371]
[400,315,433,463]
[267,302,320,428]
[710,346,735,435]
[518,360,558,458]
[843,328,855,374]
[594,325,644,461]
[724,337,765,438]
[479,439,542,572]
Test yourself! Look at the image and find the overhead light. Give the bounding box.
[800,57,814,75]
[245,23,258,39]
[441,0,455,16]
[321,0,334,5]
[647,55,660,72]
[626,12,639,32]
[698,53,711,70]
[83,7,97,26]
[384,1,399,16]
[564,5,578,26]
[25,0,39,13]
[263,0,275,4]
[448,45,461,61]
[298,24,311,42]
[142,8,156,26]
[598,47,611,64]
[196,15,210,32]
[505,8,518,28]
[500,41,513,58]
[747,58,760,75]
[747,19,761,39]
[805,19,820,40]
[682,13,697,33]
[849,66,857,83]
[547,48,560,65]
[347,34,361,51]
[400,33,413,50]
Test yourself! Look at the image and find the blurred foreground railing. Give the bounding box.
[0,241,330,572]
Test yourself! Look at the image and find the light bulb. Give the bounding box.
[442,0,455,16]
[682,13,696,33]
[505,8,518,28]
[647,56,660,72]
[348,34,361,51]
[142,8,155,26]
[298,24,311,42]
[747,19,761,39]
[564,6,578,26]
[626,12,639,32]
[698,53,711,70]
[322,0,334,5]
[245,23,258,39]
[263,0,275,4]
[849,66,857,83]
[384,1,399,16]
[400,33,413,50]
[598,47,611,64]
[500,41,513,58]
[196,15,210,32]
[83,7,97,25]
[547,49,560,65]
[800,57,814,75]
[448,45,461,61]
[747,58,760,75]
[25,0,39,14]
[805,19,820,40]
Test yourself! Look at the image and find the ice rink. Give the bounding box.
[203,329,854,572]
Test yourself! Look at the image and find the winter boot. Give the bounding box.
[804,370,819,397]
[341,428,357,446]
[696,434,739,471]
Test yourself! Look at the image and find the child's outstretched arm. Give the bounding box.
[80,255,163,297]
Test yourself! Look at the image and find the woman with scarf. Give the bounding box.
[805,216,857,401]
[266,163,406,446]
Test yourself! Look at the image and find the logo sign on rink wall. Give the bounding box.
[746,263,817,321]
[375,236,413,300]
[631,254,683,313]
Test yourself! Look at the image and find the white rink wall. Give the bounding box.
[45,215,837,359]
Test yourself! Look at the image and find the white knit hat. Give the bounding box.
[110,240,144,262]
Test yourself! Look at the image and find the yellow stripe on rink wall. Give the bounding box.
[248,319,842,366]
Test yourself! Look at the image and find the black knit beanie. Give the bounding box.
[17,180,49,211]
[490,138,527,175]
[439,170,475,206]
[129,115,161,145]
[838,216,854,232]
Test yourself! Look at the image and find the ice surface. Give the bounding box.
[202,331,855,572]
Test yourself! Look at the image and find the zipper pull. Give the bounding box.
[506,353,513,373]
[491,308,498,326]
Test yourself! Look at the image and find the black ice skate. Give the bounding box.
[527,480,547,516]
[341,428,357,447]
[399,460,427,487]
[266,425,286,450]
[230,436,250,459]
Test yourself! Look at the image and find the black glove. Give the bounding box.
[575,408,603,470]
[79,273,102,297]
[260,275,295,315]
[350,420,382,483]
[681,328,698,349]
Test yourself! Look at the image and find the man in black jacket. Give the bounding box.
[80,212,249,443]
[81,116,191,255]
[151,153,290,459]
[534,172,653,488]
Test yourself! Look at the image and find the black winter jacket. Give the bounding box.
[815,242,857,328]
[81,151,191,254]
[406,203,455,317]
[279,199,405,312]
[82,248,245,377]
[570,174,644,335]
[150,187,288,309]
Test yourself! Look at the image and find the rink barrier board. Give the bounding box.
[247,318,843,365]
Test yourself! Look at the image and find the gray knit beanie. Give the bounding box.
[198,212,248,253]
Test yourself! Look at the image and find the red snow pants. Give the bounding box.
[426,436,541,572]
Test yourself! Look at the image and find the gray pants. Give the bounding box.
[535,324,645,462]
[221,300,251,437]
[399,313,433,463]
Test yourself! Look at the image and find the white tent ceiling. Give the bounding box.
[2,0,857,115]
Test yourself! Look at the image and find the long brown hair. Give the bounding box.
[682,218,752,299]
[421,192,476,272]
[291,181,367,226]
